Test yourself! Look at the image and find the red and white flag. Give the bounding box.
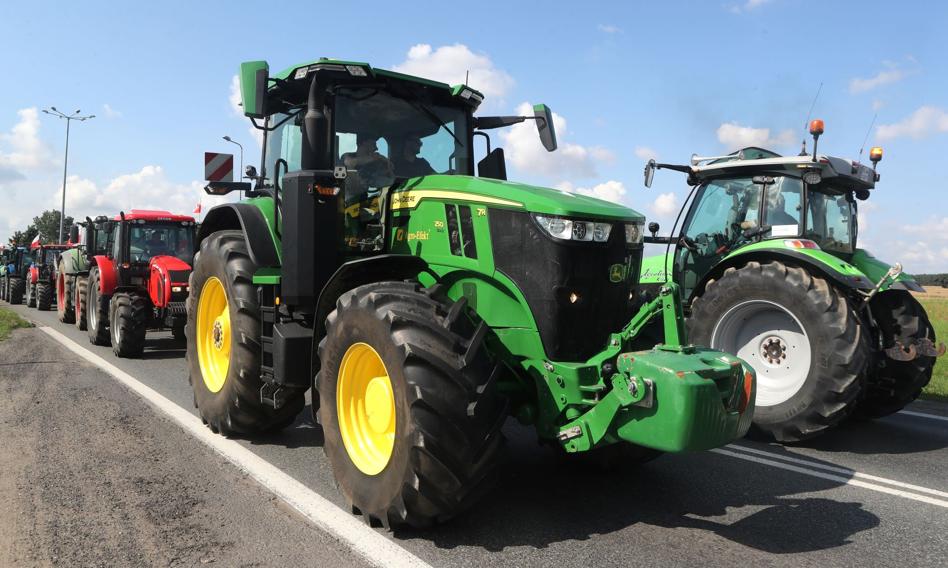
[193,202,202,214]
[30,234,41,249]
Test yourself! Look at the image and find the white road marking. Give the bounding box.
[727,444,948,499]
[712,448,948,509]
[899,410,948,423]
[39,326,432,568]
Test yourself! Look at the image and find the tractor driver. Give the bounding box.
[144,231,170,257]
[341,133,395,189]
[392,135,435,178]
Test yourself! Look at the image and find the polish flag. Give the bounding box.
[193,202,202,214]
[30,234,41,249]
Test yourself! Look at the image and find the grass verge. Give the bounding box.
[0,306,31,342]
[917,295,947,402]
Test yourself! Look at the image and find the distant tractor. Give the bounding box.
[187,57,757,528]
[27,243,70,310]
[2,247,28,304]
[83,210,196,356]
[59,216,113,327]
[0,246,9,301]
[641,120,945,441]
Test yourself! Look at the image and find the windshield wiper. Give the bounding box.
[385,89,464,148]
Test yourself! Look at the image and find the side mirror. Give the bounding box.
[239,60,269,119]
[68,225,80,244]
[644,159,657,188]
[533,104,557,152]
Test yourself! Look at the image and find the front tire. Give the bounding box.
[110,291,148,357]
[855,291,937,419]
[36,282,53,311]
[9,278,25,305]
[57,267,76,323]
[75,276,88,330]
[689,261,869,442]
[318,282,508,528]
[87,268,111,346]
[187,231,304,435]
[26,283,36,307]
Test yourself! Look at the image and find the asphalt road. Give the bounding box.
[3,300,947,567]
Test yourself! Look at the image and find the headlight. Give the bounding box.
[625,223,644,245]
[534,215,612,242]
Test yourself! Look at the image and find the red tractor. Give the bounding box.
[27,243,71,310]
[84,210,197,357]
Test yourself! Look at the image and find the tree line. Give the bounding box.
[915,274,948,288]
[6,210,74,247]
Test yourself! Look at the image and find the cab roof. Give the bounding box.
[114,210,195,223]
[689,147,878,192]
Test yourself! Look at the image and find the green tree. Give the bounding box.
[30,210,73,244]
[8,227,38,247]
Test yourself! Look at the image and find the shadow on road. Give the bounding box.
[396,422,879,554]
[247,404,324,449]
[789,415,948,455]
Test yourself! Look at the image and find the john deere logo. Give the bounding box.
[609,264,627,283]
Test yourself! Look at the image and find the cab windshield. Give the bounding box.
[128,223,194,263]
[805,190,855,253]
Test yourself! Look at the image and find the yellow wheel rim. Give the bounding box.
[337,342,396,475]
[196,276,230,393]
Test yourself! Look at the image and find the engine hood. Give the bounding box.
[392,175,644,222]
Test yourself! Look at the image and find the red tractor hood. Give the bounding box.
[149,255,192,308]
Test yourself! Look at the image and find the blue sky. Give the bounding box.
[1,0,946,271]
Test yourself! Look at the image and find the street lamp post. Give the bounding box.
[43,107,95,242]
[222,136,244,182]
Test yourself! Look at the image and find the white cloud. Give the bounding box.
[729,0,772,14]
[634,146,658,161]
[902,217,948,240]
[392,44,514,103]
[502,102,614,180]
[229,74,263,148]
[53,166,213,220]
[651,192,679,217]
[0,107,55,172]
[229,75,243,116]
[849,64,910,94]
[556,180,626,204]
[597,24,622,34]
[872,99,884,112]
[716,122,796,151]
[876,106,948,141]
[102,104,122,119]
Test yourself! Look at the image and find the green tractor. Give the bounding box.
[640,120,945,442]
[58,217,113,327]
[189,57,756,528]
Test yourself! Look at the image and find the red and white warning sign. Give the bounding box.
[204,152,234,182]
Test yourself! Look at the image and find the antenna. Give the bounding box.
[803,82,823,134]
[858,113,878,161]
[465,70,469,85]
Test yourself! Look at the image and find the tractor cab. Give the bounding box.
[644,123,883,299]
[31,243,70,280]
[110,210,196,289]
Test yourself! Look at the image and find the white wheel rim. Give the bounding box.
[711,299,811,407]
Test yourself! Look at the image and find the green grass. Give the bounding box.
[0,306,31,342]
[918,296,948,401]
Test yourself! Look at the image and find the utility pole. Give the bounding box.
[43,107,95,242]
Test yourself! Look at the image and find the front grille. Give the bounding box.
[169,269,190,284]
[489,209,640,361]
[167,302,187,316]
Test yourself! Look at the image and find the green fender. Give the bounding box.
[641,240,919,301]
[59,247,89,276]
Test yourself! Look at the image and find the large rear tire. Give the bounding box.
[9,277,25,305]
[36,282,53,311]
[187,231,304,435]
[75,276,88,330]
[855,291,937,419]
[689,261,869,442]
[0,276,6,301]
[57,267,76,323]
[26,283,36,308]
[110,291,148,357]
[87,268,111,346]
[318,282,508,528]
